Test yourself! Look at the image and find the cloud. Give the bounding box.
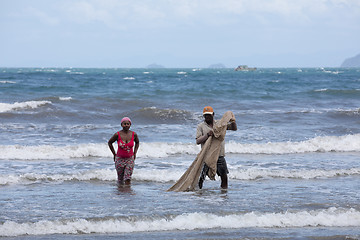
[61,1,117,26]
[59,0,167,30]
[53,0,360,30]
[3,0,360,29]
[1,0,359,67]
[9,6,60,26]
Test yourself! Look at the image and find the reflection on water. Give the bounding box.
[115,183,135,195]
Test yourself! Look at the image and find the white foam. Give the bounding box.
[315,88,328,92]
[0,80,16,84]
[229,167,360,180]
[0,168,185,185]
[0,100,51,113]
[0,143,110,160]
[1,134,360,160]
[59,97,72,101]
[322,69,342,74]
[0,169,117,185]
[226,134,360,154]
[2,165,360,186]
[139,142,200,158]
[0,142,200,160]
[132,168,183,182]
[244,107,360,115]
[0,143,200,160]
[1,208,359,236]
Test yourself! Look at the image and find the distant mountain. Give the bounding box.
[147,63,165,68]
[341,54,360,67]
[208,63,226,68]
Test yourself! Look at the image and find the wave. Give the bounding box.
[0,142,199,160]
[59,96,72,101]
[1,166,360,185]
[0,96,72,114]
[0,100,51,113]
[243,107,360,115]
[0,169,117,185]
[1,134,359,160]
[0,168,182,185]
[1,208,359,236]
[313,88,360,97]
[0,80,16,84]
[226,134,360,154]
[0,143,114,160]
[132,107,197,123]
[230,167,360,180]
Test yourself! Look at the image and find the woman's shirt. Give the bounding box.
[116,131,135,158]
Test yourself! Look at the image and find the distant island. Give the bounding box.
[234,65,257,71]
[147,63,165,68]
[208,63,226,68]
[341,53,360,67]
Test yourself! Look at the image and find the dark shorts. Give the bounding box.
[216,156,229,176]
[200,156,229,180]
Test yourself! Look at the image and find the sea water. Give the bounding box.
[1,67,360,239]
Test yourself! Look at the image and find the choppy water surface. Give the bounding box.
[1,68,360,239]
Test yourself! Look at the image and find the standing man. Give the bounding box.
[196,106,237,189]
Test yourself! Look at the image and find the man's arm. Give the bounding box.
[196,130,213,145]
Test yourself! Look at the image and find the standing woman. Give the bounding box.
[108,117,139,185]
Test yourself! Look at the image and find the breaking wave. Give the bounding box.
[1,208,359,236]
[0,100,51,113]
[0,134,359,160]
[131,107,196,123]
[1,166,360,185]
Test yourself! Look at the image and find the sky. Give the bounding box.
[1,0,360,68]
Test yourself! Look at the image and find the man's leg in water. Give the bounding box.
[198,164,209,189]
[220,173,228,189]
[217,156,229,189]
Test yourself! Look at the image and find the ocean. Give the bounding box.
[1,67,360,239]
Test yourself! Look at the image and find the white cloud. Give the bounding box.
[61,1,116,25]
[1,0,359,67]
[4,0,360,28]
[22,0,352,31]
[59,0,167,30]
[11,6,60,26]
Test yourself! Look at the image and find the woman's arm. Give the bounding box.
[133,132,140,160]
[108,133,118,161]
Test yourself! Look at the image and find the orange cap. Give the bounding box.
[203,106,214,115]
